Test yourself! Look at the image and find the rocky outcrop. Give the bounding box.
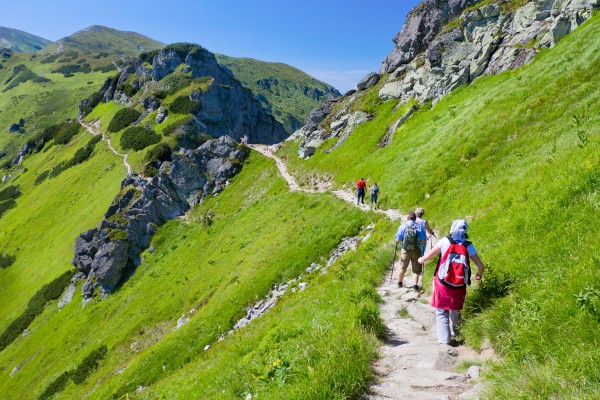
[379,0,599,104]
[292,0,598,157]
[380,0,481,74]
[357,73,380,91]
[80,45,288,144]
[72,136,248,302]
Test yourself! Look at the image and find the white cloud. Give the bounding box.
[308,70,372,94]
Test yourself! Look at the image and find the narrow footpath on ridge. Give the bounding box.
[248,143,492,400]
[79,119,133,174]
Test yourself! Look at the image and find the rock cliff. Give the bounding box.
[294,0,599,157]
[82,44,288,145]
[72,136,248,301]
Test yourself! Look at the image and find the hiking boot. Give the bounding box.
[411,285,421,291]
[397,281,403,288]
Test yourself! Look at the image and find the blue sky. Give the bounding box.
[1,0,422,92]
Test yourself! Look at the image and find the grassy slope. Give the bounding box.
[0,51,116,157]
[0,134,389,399]
[0,131,126,331]
[281,14,600,398]
[0,27,52,52]
[216,54,340,132]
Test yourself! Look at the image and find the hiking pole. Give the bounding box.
[389,241,399,284]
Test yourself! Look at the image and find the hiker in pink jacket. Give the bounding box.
[418,220,485,346]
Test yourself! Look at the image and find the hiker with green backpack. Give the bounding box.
[418,219,485,346]
[395,210,427,290]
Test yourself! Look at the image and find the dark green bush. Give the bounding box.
[53,122,80,145]
[38,371,72,400]
[107,108,141,132]
[0,185,20,201]
[2,65,37,92]
[71,345,108,384]
[0,253,16,269]
[139,50,160,64]
[169,95,200,114]
[92,64,117,73]
[32,76,51,83]
[51,64,84,75]
[40,54,61,64]
[117,83,137,97]
[163,116,195,136]
[0,199,17,218]
[79,91,103,116]
[165,43,200,60]
[120,127,161,151]
[0,270,74,352]
[145,143,172,164]
[35,170,50,184]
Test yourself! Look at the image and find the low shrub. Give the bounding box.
[169,95,200,114]
[35,170,50,184]
[40,54,61,64]
[0,253,16,269]
[53,122,80,145]
[143,143,173,177]
[0,270,74,352]
[107,108,141,133]
[120,127,161,151]
[92,64,117,73]
[0,185,20,202]
[139,50,160,64]
[39,345,108,399]
[117,83,137,98]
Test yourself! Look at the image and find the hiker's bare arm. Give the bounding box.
[425,221,435,236]
[470,253,485,280]
[418,245,441,264]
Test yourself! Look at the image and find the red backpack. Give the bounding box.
[435,237,472,288]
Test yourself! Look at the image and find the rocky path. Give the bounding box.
[79,119,133,174]
[248,143,490,400]
[248,144,402,221]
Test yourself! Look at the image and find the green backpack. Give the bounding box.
[403,225,419,252]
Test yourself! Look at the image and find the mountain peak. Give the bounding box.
[43,25,164,56]
[0,26,52,52]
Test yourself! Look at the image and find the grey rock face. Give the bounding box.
[380,0,480,74]
[80,46,287,145]
[72,136,248,301]
[357,72,380,90]
[378,0,599,105]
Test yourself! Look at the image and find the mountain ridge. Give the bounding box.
[0,26,52,52]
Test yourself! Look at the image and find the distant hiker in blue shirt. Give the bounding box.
[370,182,379,210]
[415,207,435,255]
[395,210,427,290]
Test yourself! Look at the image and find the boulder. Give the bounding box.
[356,73,380,90]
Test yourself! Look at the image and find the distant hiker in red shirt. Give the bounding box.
[356,178,366,205]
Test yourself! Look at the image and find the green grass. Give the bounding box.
[0,51,117,159]
[0,145,387,399]
[279,14,600,399]
[216,54,341,132]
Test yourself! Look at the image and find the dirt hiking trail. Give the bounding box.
[249,143,493,400]
[79,119,133,174]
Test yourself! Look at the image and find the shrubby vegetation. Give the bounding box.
[39,345,107,400]
[116,83,137,97]
[50,63,91,76]
[107,108,141,132]
[0,253,16,269]
[0,270,73,352]
[120,126,161,151]
[169,95,200,114]
[36,135,102,182]
[142,142,172,177]
[2,64,37,92]
[0,185,20,219]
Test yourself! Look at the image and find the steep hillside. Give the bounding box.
[0,26,52,52]
[80,43,288,146]
[42,25,164,56]
[216,54,341,132]
[281,6,600,399]
[0,49,119,165]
